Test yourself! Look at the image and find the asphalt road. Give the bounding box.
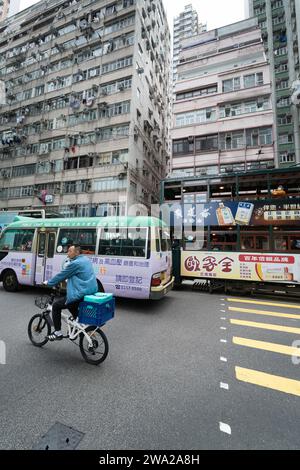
[1,283,300,450]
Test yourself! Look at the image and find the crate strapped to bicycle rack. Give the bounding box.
[78,293,115,326]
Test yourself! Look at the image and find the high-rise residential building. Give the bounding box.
[0,0,171,216]
[171,18,275,178]
[249,0,300,166]
[0,0,20,21]
[173,4,206,85]
[0,0,10,22]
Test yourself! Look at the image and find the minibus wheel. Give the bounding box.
[2,270,19,292]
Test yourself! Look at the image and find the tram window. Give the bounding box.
[184,229,207,250]
[241,234,270,251]
[160,229,172,252]
[290,237,300,250]
[274,235,288,251]
[210,227,237,251]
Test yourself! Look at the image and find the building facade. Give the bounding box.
[0,0,20,21]
[249,0,300,166]
[170,18,275,179]
[0,0,171,216]
[173,4,206,85]
[0,0,10,22]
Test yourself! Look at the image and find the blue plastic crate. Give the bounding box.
[78,298,115,326]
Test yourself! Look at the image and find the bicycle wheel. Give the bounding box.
[28,314,51,347]
[79,326,109,365]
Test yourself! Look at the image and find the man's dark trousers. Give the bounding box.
[52,296,83,331]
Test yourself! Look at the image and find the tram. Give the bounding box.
[162,167,300,296]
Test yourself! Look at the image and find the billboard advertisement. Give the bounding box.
[171,201,300,227]
[181,251,300,284]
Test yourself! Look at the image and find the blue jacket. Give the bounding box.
[48,255,98,304]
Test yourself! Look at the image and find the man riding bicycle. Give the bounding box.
[44,244,98,341]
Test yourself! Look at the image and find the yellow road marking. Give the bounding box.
[227,298,300,310]
[230,319,300,335]
[229,306,300,320]
[233,336,300,356]
[236,367,300,397]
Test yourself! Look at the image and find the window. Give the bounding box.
[0,229,35,252]
[93,177,127,191]
[246,127,272,147]
[240,230,270,251]
[243,73,263,88]
[222,77,240,93]
[278,114,292,125]
[176,85,217,101]
[195,134,218,152]
[209,227,237,251]
[278,134,293,144]
[160,229,171,252]
[220,131,244,150]
[175,108,216,127]
[57,229,96,254]
[277,96,290,108]
[173,138,194,155]
[275,46,287,56]
[98,227,148,257]
[279,152,295,163]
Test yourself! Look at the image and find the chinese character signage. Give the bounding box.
[181,251,300,283]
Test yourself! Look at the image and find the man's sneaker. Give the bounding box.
[46,332,63,341]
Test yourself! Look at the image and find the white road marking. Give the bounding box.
[220,310,226,313]
[220,357,228,362]
[219,422,231,435]
[220,327,227,330]
[221,304,226,306]
[221,317,227,320]
[220,382,229,390]
[220,339,227,343]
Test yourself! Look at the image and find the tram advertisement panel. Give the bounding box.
[181,252,300,284]
[172,201,300,226]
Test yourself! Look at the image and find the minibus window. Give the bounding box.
[0,229,35,252]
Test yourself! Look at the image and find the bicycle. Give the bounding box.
[28,290,113,365]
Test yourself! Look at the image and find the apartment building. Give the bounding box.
[0,0,20,21]
[173,4,206,85]
[0,0,171,216]
[170,18,275,178]
[249,0,300,166]
[0,0,10,22]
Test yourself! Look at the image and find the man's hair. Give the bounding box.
[69,244,81,253]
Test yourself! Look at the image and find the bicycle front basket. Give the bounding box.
[35,295,51,309]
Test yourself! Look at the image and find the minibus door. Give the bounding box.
[35,230,56,285]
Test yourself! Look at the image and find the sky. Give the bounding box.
[20,0,246,32]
